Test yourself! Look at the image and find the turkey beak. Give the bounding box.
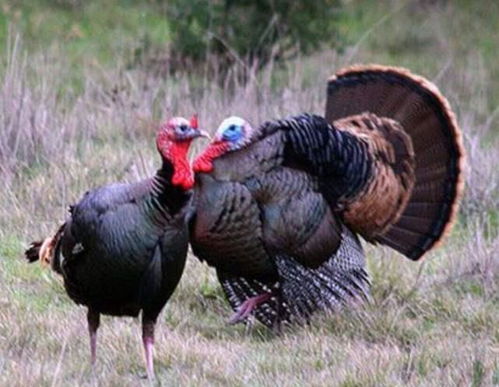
[195,129,211,140]
[184,127,210,140]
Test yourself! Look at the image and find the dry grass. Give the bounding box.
[1,9,499,386]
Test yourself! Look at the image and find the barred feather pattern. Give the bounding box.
[258,114,375,206]
[218,225,369,328]
[218,273,287,328]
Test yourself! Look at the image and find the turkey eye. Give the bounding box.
[178,125,188,132]
[222,123,243,141]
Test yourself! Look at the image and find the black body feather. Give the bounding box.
[56,172,190,319]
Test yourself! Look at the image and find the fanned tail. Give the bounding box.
[25,241,44,263]
[326,65,465,260]
[24,224,65,270]
[218,226,369,328]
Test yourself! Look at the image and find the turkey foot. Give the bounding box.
[228,292,273,324]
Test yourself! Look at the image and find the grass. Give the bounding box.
[1,1,498,386]
[1,226,497,386]
[0,0,170,72]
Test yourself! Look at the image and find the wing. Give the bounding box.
[248,166,343,269]
[255,65,465,260]
[257,113,409,240]
[65,182,165,287]
[201,131,344,270]
[139,223,189,319]
[190,173,275,278]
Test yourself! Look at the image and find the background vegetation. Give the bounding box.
[0,0,498,385]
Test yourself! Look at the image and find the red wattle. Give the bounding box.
[158,139,195,191]
[192,156,214,173]
[172,174,194,191]
[193,142,229,173]
[171,143,195,190]
[172,159,194,190]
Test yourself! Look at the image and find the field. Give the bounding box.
[0,1,498,386]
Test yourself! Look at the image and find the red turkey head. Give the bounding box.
[193,116,254,173]
[156,115,209,190]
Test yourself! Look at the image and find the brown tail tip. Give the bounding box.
[24,237,55,266]
[24,241,43,263]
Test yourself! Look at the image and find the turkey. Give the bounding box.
[24,115,207,378]
[190,65,465,328]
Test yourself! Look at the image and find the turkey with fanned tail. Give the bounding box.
[24,115,208,378]
[190,65,465,329]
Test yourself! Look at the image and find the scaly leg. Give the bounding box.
[228,292,273,324]
[142,316,156,380]
[87,309,100,366]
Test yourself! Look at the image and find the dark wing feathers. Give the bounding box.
[260,114,374,204]
[251,167,342,269]
[258,112,415,242]
[191,174,274,277]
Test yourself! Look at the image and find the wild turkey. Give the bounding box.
[191,65,465,328]
[24,116,207,378]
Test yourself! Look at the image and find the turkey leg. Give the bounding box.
[228,292,273,324]
[87,309,100,365]
[142,316,156,379]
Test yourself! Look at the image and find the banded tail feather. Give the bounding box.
[25,240,43,263]
[326,65,465,260]
[24,224,65,268]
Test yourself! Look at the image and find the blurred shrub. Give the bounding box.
[165,0,342,70]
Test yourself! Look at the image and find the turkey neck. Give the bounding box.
[147,152,192,218]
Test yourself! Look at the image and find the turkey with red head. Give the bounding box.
[24,115,207,378]
[191,65,465,328]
